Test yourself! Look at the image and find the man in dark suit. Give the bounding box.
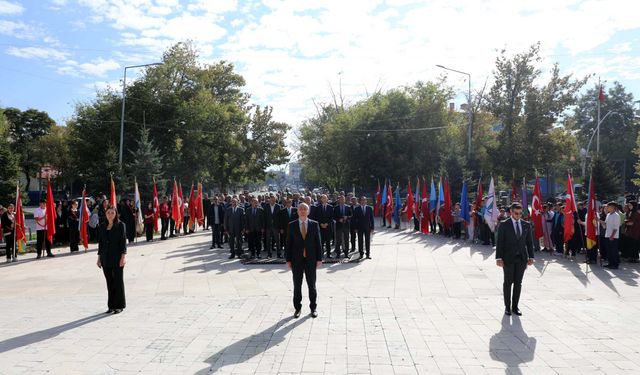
[353,196,374,259]
[333,195,352,258]
[224,198,246,259]
[280,198,298,250]
[208,197,225,249]
[349,196,358,252]
[314,194,334,258]
[496,202,535,316]
[286,203,322,318]
[203,194,211,229]
[246,198,264,259]
[264,195,282,258]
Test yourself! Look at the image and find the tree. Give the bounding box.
[0,109,20,205]
[4,108,55,191]
[591,155,621,200]
[125,127,166,198]
[32,126,73,193]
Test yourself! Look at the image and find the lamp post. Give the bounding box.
[581,110,626,176]
[436,64,472,159]
[119,62,163,167]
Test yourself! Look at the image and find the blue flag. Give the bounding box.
[393,185,401,225]
[429,178,436,210]
[460,181,469,223]
[381,179,388,206]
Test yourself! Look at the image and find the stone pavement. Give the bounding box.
[0,227,639,375]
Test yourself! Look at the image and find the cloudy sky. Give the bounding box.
[1,0,639,127]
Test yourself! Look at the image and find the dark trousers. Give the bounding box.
[36,230,52,257]
[320,226,331,256]
[183,217,189,234]
[335,223,350,256]
[102,266,126,310]
[453,222,462,239]
[607,238,620,268]
[350,227,357,252]
[145,223,153,241]
[292,262,317,311]
[357,229,371,256]
[211,223,222,246]
[248,230,261,256]
[503,261,527,310]
[169,219,175,236]
[265,227,280,256]
[161,218,169,239]
[69,227,79,251]
[587,246,598,263]
[229,231,243,256]
[4,233,14,259]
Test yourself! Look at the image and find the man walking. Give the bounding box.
[286,203,322,318]
[496,202,535,316]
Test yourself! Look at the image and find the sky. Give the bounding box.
[1,0,640,130]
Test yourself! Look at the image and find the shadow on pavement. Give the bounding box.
[489,315,537,375]
[0,313,110,354]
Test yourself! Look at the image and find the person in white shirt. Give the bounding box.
[33,199,53,258]
[600,202,620,269]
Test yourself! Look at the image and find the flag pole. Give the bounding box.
[14,181,19,260]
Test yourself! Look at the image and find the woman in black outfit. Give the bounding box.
[143,202,155,242]
[68,200,80,252]
[97,206,127,314]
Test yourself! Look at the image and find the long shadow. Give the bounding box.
[195,315,310,374]
[0,248,98,268]
[489,315,537,375]
[0,313,109,354]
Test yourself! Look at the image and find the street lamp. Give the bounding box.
[119,62,163,167]
[581,110,626,176]
[436,64,472,159]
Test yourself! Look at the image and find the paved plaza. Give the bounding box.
[0,227,639,375]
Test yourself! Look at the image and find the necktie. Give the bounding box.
[516,220,521,237]
[301,221,307,257]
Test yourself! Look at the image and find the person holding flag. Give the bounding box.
[79,187,90,251]
[1,202,16,263]
[152,179,160,233]
[585,176,599,264]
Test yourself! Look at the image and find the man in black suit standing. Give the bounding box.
[315,194,334,258]
[208,197,225,249]
[246,197,264,259]
[264,195,282,258]
[349,196,358,252]
[496,202,535,316]
[353,196,374,259]
[224,198,246,259]
[286,203,322,318]
[333,195,352,258]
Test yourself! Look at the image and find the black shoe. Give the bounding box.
[250,255,255,259]
[105,309,114,314]
[294,309,301,318]
[504,308,512,316]
[277,254,283,258]
[210,245,214,249]
[218,245,223,249]
[257,255,262,259]
[366,255,371,259]
[310,310,318,318]
[36,255,42,259]
[113,309,122,314]
[228,255,236,259]
[513,308,522,316]
[47,254,55,257]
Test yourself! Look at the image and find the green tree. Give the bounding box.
[125,127,166,198]
[0,109,20,205]
[32,126,73,193]
[591,155,621,200]
[4,107,55,191]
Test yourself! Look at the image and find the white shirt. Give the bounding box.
[605,212,620,238]
[34,207,47,230]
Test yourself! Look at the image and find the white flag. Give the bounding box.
[484,177,499,232]
[134,180,144,234]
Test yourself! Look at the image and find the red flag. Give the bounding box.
[171,179,181,226]
[45,178,56,244]
[178,182,185,228]
[586,175,597,249]
[475,178,483,210]
[598,85,605,103]
[14,184,26,254]
[188,183,196,229]
[385,182,393,222]
[531,177,544,240]
[374,180,381,216]
[564,174,576,243]
[406,178,414,222]
[196,183,205,226]
[421,176,429,233]
[152,179,159,232]
[80,187,90,250]
[109,176,117,207]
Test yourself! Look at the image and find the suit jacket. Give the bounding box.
[333,204,352,227]
[286,219,323,265]
[263,203,282,229]
[496,218,535,264]
[207,204,225,225]
[246,206,265,231]
[314,204,333,225]
[353,205,374,232]
[224,206,246,234]
[279,207,298,230]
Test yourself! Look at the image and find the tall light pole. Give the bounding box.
[582,110,625,176]
[436,64,472,159]
[119,62,163,167]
